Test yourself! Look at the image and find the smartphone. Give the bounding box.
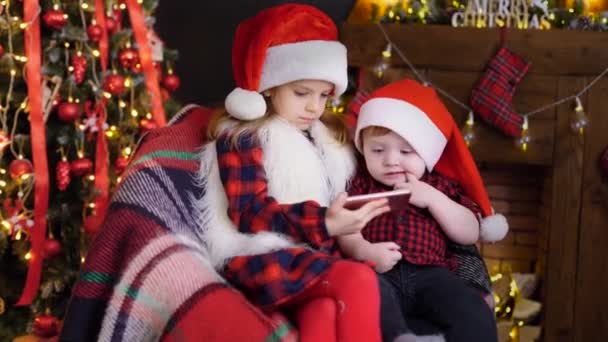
[344,188,411,211]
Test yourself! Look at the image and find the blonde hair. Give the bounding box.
[359,125,392,149]
[207,98,350,148]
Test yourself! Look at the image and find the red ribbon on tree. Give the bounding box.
[85,0,112,235]
[16,0,50,306]
[94,0,109,71]
[125,0,166,126]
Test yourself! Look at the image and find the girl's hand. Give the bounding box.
[325,193,390,236]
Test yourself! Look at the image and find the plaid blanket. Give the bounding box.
[60,105,295,342]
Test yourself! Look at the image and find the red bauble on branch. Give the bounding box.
[57,101,82,123]
[162,74,181,92]
[70,157,93,177]
[105,16,119,35]
[9,158,33,181]
[139,119,158,133]
[87,23,103,42]
[42,239,62,258]
[43,9,67,30]
[118,47,139,69]
[115,156,129,175]
[71,54,87,84]
[103,74,126,96]
[32,313,59,338]
[56,159,71,191]
[0,44,4,58]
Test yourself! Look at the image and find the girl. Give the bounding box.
[197,4,389,342]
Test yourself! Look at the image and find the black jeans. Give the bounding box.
[378,261,497,342]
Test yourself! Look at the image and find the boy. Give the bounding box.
[339,79,508,342]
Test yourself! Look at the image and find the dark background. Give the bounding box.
[154,0,356,107]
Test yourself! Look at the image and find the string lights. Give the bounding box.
[373,23,608,151]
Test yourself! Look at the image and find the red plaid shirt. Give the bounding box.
[216,133,341,309]
[349,167,482,268]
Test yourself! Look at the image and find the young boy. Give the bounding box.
[339,79,508,342]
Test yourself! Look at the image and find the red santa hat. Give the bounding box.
[225,4,348,120]
[354,79,509,242]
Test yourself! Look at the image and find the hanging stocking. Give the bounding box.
[470,47,531,137]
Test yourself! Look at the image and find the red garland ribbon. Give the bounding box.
[87,0,111,235]
[125,0,167,126]
[95,0,109,72]
[16,0,49,306]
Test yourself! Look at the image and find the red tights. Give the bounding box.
[283,260,381,342]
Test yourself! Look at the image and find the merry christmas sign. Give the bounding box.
[452,0,551,29]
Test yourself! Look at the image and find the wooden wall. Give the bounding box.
[341,24,608,342]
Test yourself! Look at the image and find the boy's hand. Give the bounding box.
[394,173,440,209]
[367,242,402,273]
[325,193,390,237]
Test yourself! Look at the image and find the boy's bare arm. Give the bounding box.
[427,192,479,245]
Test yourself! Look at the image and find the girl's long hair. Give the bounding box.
[207,98,350,148]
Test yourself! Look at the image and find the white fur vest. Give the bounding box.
[196,118,357,269]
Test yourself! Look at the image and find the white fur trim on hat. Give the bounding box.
[480,214,509,242]
[355,97,447,171]
[225,87,267,120]
[258,40,348,95]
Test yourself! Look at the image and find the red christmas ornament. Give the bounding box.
[115,156,129,175]
[33,313,59,338]
[70,157,93,177]
[162,74,181,92]
[43,9,67,30]
[103,74,126,95]
[87,23,103,42]
[105,16,119,35]
[0,44,4,58]
[43,239,62,258]
[57,101,82,123]
[131,62,142,74]
[139,119,158,133]
[71,54,88,84]
[118,48,139,69]
[56,159,71,191]
[601,146,608,177]
[9,158,33,181]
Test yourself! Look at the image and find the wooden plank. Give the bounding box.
[486,185,540,201]
[542,76,586,342]
[574,78,608,342]
[515,232,539,247]
[341,24,608,75]
[483,243,538,261]
[505,215,542,232]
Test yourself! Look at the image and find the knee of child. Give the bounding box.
[344,262,378,289]
[309,297,337,317]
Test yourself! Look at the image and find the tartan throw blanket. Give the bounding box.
[60,105,295,342]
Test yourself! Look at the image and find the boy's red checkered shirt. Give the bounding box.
[348,167,482,268]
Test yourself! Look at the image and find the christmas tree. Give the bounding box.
[0,0,180,339]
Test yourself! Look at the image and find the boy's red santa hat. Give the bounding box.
[225,4,348,121]
[354,79,509,242]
